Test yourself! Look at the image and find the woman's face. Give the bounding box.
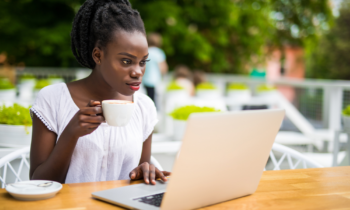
[97,31,148,96]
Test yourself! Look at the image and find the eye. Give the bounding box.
[140,59,150,65]
[122,59,131,64]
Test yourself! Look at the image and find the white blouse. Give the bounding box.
[30,83,158,184]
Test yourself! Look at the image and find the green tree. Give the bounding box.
[306,2,350,80]
[0,0,82,67]
[0,0,332,73]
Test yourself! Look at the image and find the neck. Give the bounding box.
[82,69,133,101]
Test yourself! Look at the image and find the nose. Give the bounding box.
[131,66,143,78]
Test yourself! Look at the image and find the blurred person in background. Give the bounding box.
[143,33,168,104]
[174,65,195,96]
[193,70,207,87]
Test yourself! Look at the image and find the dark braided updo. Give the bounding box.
[71,0,145,69]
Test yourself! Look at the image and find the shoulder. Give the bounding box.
[38,83,66,96]
[35,83,67,105]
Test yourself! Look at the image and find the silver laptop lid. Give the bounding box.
[161,109,285,210]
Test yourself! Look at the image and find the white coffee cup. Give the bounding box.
[102,100,135,127]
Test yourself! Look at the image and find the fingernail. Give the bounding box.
[146,179,149,183]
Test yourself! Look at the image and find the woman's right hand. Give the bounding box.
[66,100,105,139]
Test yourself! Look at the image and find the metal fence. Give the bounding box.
[12,67,350,131]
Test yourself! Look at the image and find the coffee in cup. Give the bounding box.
[102,100,135,127]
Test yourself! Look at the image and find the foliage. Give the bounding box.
[343,105,350,117]
[166,81,184,91]
[0,77,15,90]
[20,74,36,80]
[256,84,276,92]
[0,0,82,67]
[0,104,32,126]
[48,75,63,79]
[169,105,220,120]
[35,79,50,89]
[227,83,248,90]
[306,2,350,80]
[196,82,216,90]
[0,0,332,73]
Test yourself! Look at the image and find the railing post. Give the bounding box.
[328,87,343,131]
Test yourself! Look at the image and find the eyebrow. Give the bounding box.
[118,52,149,59]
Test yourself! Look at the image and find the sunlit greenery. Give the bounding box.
[306,1,350,80]
[343,105,350,117]
[166,81,184,91]
[0,77,15,90]
[256,84,276,92]
[170,105,220,120]
[227,83,248,90]
[0,0,332,74]
[0,104,32,126]
[196,82,216,90]
[35,79,50,90]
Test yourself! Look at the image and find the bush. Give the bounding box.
[0,103,32,126]
[196,82,216,90]
[35,79,50,89]
[166,81,184,91]
[227,83,248,90]
[257,84,276,92]
[20,74,36,80]
[343,105,350,116]
[0,77,15,90]
[169,105,220,120]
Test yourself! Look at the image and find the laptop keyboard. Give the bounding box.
[133,192,165,207]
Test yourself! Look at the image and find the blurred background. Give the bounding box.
[1,0,350,179]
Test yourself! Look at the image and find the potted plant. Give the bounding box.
[33,79,50,98]
[18,74,36,101]
[342,105,350,132]
[169,105,221,141]
[48,75,64,84]
[256,84,278,99]
[0,103,32,147]
[0,77,16,102]
[196,82,220,99]
[166,81,189,100]
[227,83,251,99]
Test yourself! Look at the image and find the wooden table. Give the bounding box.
[1,166,350,210]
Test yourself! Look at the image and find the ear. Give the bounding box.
[92,47,103,65]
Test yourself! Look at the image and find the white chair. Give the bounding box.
[0,147,30,188]
[150,156,163,171]
[0,147,163,188]
[266,143,323,170]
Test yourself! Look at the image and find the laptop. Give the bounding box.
[92,109,285,210]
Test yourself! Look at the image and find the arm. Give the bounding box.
[129,133,171,185]
[30,101,105,183]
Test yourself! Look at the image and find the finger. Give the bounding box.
[162,171,171,177]
[142,162,150,184]
[79,122,101,129]
[129,168,139,180]
[155,168,167,182]
[80,106,102,115]
[79,115,105,124]
[149,164,156,185]
[87,100,101,107]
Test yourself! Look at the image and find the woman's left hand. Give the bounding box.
[129,162,171,185]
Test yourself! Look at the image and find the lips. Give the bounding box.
[126,82,141,91]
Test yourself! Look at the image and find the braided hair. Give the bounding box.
[71,0,145,69]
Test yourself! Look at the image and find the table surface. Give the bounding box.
[1,166,350,210]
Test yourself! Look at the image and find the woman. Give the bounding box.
[29,0,170,185]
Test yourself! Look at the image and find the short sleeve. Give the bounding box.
[30,84,60,134]
[136,93,158,141]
